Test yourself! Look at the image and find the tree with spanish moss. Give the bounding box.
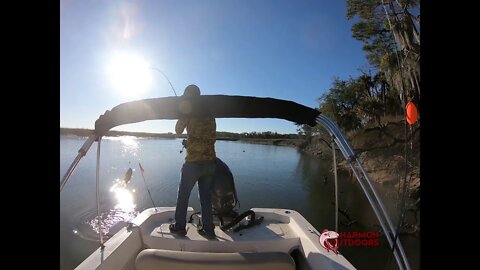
[347,0,420,105]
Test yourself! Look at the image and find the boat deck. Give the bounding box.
[141,208,301,253]
[76,207,356,270]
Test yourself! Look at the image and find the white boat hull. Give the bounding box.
[76,207,356,270]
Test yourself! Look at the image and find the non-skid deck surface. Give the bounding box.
[152,222,291,242]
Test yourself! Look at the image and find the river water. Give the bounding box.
[60,135,419,269]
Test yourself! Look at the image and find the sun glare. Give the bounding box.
[109,179,136,211]
[106,51,152,99]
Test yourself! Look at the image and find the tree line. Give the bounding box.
[299,0,420,135]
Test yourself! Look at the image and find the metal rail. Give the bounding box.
[60,135,96,191]
[96,138,105,249]
[317,114,411,270]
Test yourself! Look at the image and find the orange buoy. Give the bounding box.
[406,101,418,125]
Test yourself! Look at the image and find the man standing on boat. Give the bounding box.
[169,84,217,239]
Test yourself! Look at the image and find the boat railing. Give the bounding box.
[317,114,411,270]
[60,135,96,192]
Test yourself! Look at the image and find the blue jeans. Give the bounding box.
[174,160,217,234]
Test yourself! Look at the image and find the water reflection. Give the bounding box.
[110,178,136,210]
[105,136,140,157]
[86,178,139,239]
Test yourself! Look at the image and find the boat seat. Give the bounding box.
[135,249,296,270]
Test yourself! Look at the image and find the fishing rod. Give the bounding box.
[149,66,178,96]
[148,66,185,154]
[138,163,158,212]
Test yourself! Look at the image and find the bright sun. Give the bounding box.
[106,51,152,99]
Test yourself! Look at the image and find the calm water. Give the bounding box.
[60,136,419,270]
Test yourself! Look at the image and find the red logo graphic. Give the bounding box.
[319,229,339,254]
[338,231,380,248]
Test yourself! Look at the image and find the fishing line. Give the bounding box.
[149,66,178,96]
[149,67,187,154]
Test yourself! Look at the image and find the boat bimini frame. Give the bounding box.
[60,95,411,270]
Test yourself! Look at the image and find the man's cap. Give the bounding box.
[183,84,201,96]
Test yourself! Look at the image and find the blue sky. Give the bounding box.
[61,0,368,134]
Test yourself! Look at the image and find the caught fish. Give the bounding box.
[124,168,133,184]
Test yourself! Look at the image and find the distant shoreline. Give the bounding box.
[60,127,178,139]
[60,128,299,143]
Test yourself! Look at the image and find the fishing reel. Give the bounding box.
[180,139,187,154]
